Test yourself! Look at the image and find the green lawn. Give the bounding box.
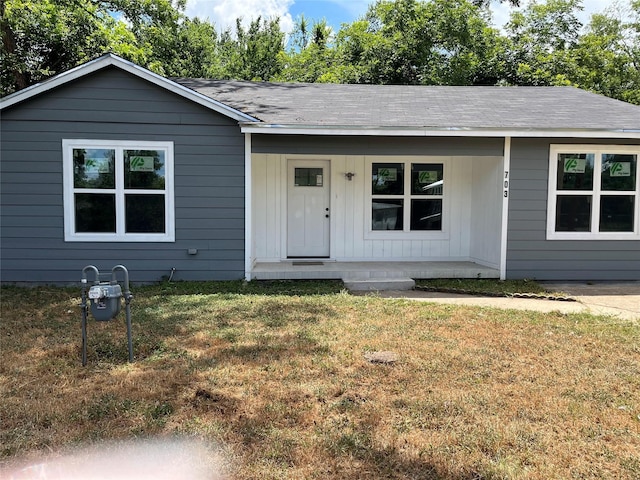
[415,278,571,298]
[1,281,638,479]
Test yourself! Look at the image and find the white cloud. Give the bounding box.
[489,2,514,29]
[490,0,632,31]
[185,0,295,34]
[184,0,633,37]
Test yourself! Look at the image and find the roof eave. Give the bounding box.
[239,124,640,139]
[0,54,259,123]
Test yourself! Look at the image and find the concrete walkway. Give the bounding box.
[543,282,640,321]
[355,281,640,322]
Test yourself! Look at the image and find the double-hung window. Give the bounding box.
[63,140,174,242]
[547,145,639,240]
[369,159,445,237]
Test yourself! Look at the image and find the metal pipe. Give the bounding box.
[82,265,100,284]
[81,283,88,366]
[112,265,133,362]
[80,265,100,366]
[111,265,129,292]
[124,294,133,362]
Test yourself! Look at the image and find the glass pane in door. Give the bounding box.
[294,168,324,186]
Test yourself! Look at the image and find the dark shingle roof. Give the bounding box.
[173,80,640,131]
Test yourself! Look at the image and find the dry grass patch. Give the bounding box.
[1,282,639,479]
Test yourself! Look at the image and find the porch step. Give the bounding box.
[343,277,416,292]
[251,261,500,281]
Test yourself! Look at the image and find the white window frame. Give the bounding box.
[547,144,640,240]
[63,139,175,242]
[365,156,449,240]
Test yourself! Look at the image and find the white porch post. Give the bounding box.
[500,136,511,280]
[244,133,253,281]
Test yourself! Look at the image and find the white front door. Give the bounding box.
[287,160,330,257]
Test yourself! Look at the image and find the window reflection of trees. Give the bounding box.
[557,154,594,191]
[124,150,166,190]
[72,147,167,234]
[73,149,115,189]
[601,154,636,191]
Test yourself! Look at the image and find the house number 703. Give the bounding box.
[504,171,509,197]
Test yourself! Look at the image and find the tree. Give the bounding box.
[218,17,285,81]
[472,0,521,6]
[569,6,640,103]
[289,14,310,51]
[1,0,185,96]
[502,0,584,86]
[277,17,338,83]
[499,0,640,104]
[3,0,638,105]
[142,17,219,78]
[332,0,500,85]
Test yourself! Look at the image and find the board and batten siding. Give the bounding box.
[507,138,640,280]
[251,135,503,266]
[1,67,245,284]
[469,156,502,267]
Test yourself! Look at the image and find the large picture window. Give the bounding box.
[370,160,445,236]
[547,145,639,240]
[63,140,174,242]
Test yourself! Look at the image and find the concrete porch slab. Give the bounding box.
[251,261,499,281]
[343,278,416,292]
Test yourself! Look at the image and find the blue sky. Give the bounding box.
[184,0,627,37]
[288,0,371,29]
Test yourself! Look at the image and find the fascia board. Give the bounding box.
[240,125,640,139]
[0,54,259,123]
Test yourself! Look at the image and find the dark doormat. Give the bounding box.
[292,261,324,266]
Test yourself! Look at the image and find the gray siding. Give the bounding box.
[252,135,504,156]
[507,138,640,281]
[1,67,245,284]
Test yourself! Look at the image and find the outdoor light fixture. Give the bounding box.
[344,172,355,181]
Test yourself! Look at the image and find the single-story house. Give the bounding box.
[1,54,639,284]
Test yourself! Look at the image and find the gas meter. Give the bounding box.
[81,265,133,366]
[88,283,123,321]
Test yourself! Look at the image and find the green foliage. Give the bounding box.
[473,0,521,5]
[277,17,339,84]
[1,0,639,104]
[218,17,285,81]
[500,0,640,102]
[3,0,111,94]
[138,279,345,297]
[142,17,219,78]
[503,0,583,85]
[570,5,640,104]
[281,0,516,87]
[1,0,178,95]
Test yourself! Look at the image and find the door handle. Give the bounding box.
[325,214,330,218]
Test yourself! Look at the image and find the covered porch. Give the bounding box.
[246,138,510,285]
